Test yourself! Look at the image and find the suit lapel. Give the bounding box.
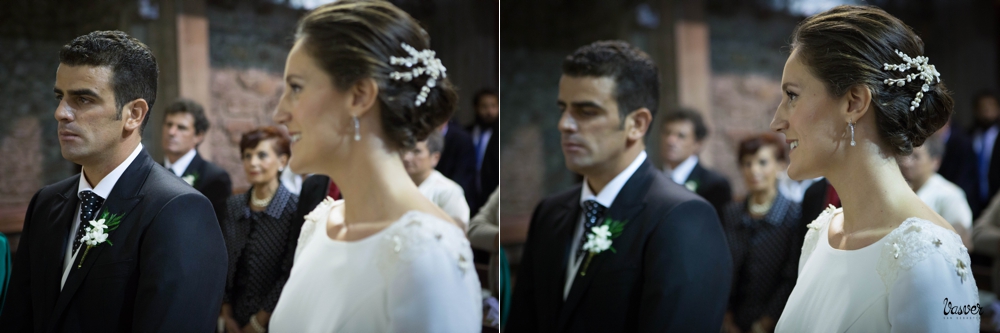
[547,197,581,315]
[181,152,205,186]
[686,162,704,184]
[556,160,654,331]
[50,150,152,326]
[37,179,81,313]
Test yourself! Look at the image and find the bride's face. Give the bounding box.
[273,39,354,175]
[771,49,851,180]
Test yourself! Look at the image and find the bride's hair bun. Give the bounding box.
[295,0,457,149]
[791,5,953,155]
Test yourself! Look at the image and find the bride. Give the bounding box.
[266,0,481,331]
[773,5,979,332]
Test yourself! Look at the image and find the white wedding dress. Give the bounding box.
[776,206,980,332]
[268,198,482,332]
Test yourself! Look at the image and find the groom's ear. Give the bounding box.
[844,84,872,122]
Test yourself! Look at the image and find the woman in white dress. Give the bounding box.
[772,5,980,332]
[266,1,482,332]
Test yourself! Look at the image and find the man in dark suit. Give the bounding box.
[970,91,1000,217]
[468,88,500,216]
[161,99,233,225]
[507,41,732,332]
[936,119,980,216]
[659,108,732,217]
[0,30,227,332]
[435,118,477,208]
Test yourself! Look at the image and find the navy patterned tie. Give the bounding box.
[74,190,105,252]
[579,200,607,258]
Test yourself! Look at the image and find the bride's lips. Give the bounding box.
[289,132,302,143]
[787,139,799,151]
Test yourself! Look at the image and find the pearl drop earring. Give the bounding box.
[849,120,856,147]
[353,116,361,141]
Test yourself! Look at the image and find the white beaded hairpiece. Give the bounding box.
[388,43,447,107]
[882,49,941,111]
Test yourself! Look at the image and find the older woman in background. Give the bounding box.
[219,126,299,333]
[721,133,802,333]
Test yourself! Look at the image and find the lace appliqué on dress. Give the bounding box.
[874,218,976,297]
[376,212,474,279]
[296,196,338,260]
[800,205,841,268]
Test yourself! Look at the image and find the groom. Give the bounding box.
[507,41,732,332]
[0,31,227,332]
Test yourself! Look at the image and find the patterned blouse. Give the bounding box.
[222,183,299,326]
[721,192,803,332]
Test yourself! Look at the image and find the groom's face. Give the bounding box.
[557,75,628,176]
[53,64,124,166]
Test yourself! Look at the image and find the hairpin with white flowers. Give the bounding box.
[388,43,447,107]
[882,49,941,111]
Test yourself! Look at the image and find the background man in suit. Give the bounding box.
[435,118,476,207]
[659,109,733,217]
[0,30,227,332]
[971,91,1000,217]
[161,99,233,225]
[468,88,499,216]
[507,40,732,332]
[936,118,979,216]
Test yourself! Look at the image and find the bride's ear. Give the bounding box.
[349,77,380,118]
[844,84,873,122]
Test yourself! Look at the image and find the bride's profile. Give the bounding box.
[265,0,482,331]
[772,5,979,332]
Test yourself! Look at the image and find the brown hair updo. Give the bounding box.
[791,5,953,155]
[295,0,457,149]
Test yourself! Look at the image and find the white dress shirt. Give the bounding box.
[163,148,196,177]
[417,170,471,225]
[564,150,647,299]
[665,155,698,185]
[916,173,973,230]
[62,143,143,289]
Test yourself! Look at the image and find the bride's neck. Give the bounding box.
[825,143,919,233]
[322,137,424,226]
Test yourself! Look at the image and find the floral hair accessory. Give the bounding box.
[388,43,447,107]
[882,49,941,111]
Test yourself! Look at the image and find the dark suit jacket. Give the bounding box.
[293,174,330,236]
[469,124,499,216]
[507,158,732,332]
[1,149,228,332]
[180,152,233,226]
[686,162,732,218]
[800,179,830,227]
[436,120,477,207]
[938,127,978,216]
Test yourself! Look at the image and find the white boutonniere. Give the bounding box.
[580,218,628,276]
[685,180,699,192]
[78,209,123,268]
[182,173,199,186]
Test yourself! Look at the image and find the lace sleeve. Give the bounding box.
[877,219,980,332]
[382,213,481,332]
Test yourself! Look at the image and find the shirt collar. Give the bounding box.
[666,155,699,185]
[78,143,144,200]
[164,148,197,177]
[580,150,647,208]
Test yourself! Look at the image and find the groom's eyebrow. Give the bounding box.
[54,88,101,99]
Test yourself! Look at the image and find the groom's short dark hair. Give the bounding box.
[59,30,159,133]
[562,40,660,120]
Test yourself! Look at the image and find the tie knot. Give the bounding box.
[79,190,105,207]
[582,200,606,228]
